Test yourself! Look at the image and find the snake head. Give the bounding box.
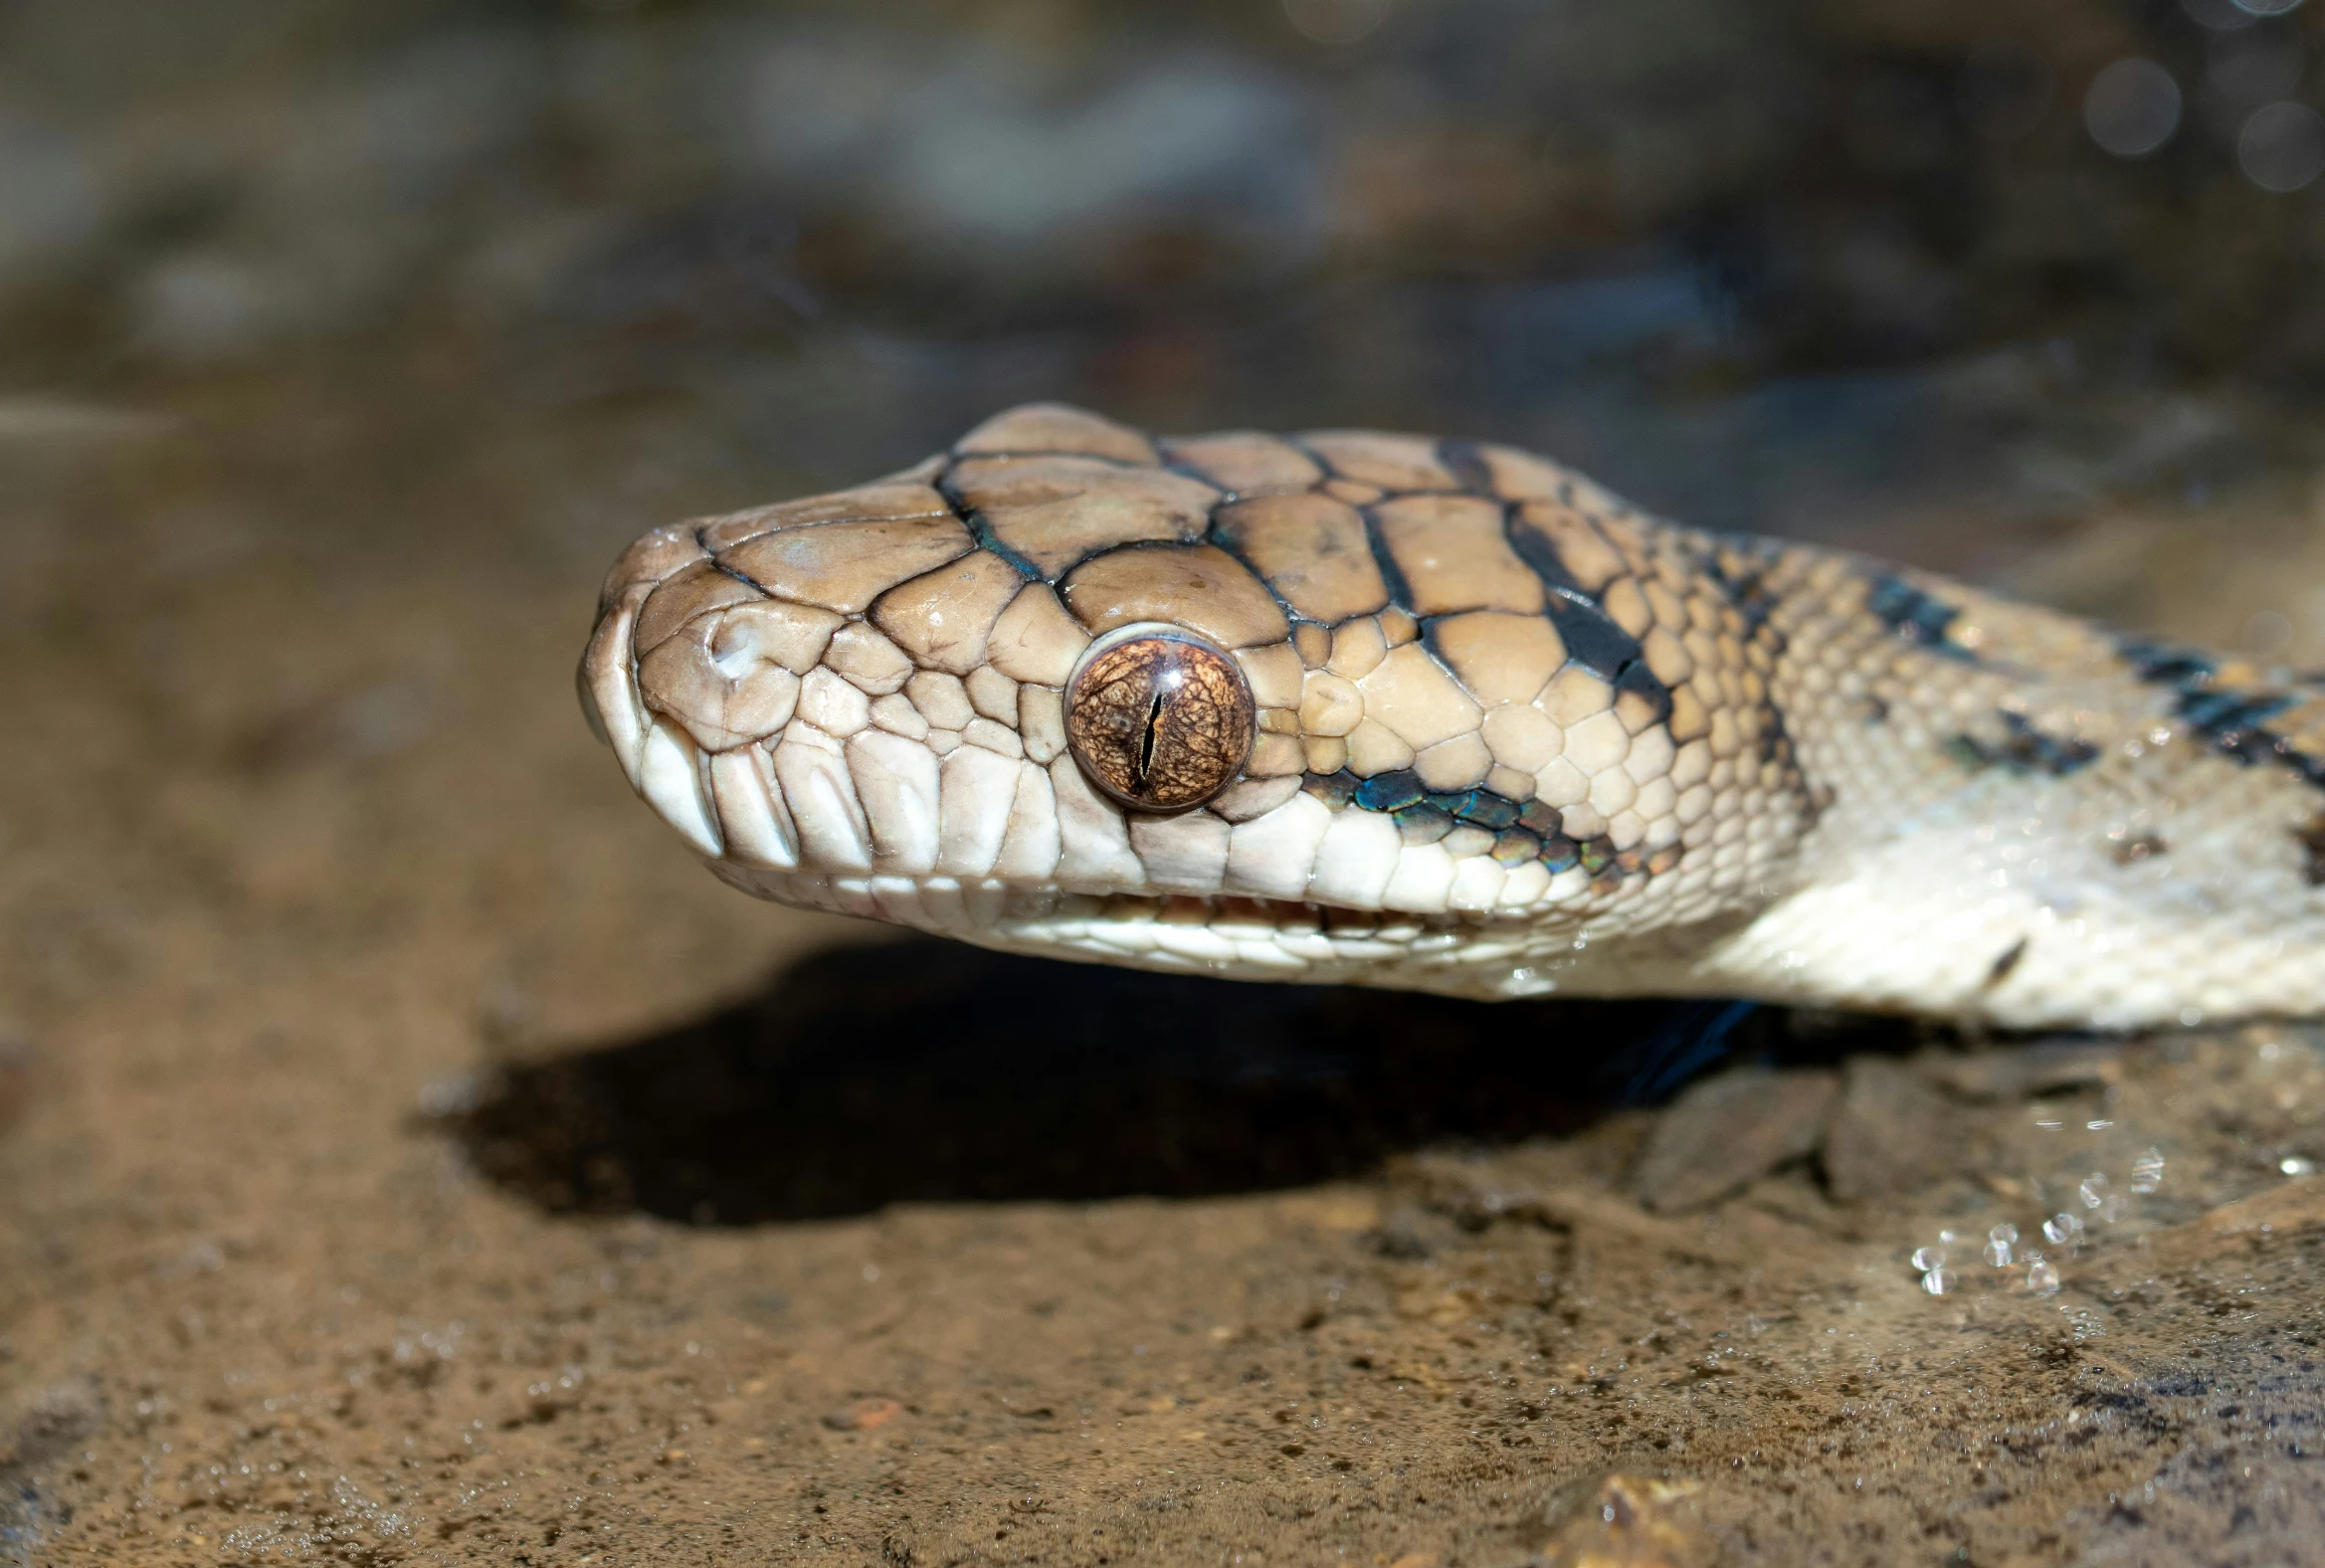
[579,401,1761,1000]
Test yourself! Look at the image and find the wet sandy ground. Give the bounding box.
[4,373,2325,1568]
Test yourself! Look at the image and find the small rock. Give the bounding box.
[1917,1041,2119,1100]
[1823,1057,1957,1205]
[1530,1473,1717,1568]
[821,1397,902,1431]
[0,1375,100,1468]
[1630,1068,1838,1213]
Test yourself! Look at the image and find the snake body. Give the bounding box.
[582,404,2325,1028]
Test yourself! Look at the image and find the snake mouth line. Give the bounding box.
[1076,892,1524,935]
[706,863,1537,937]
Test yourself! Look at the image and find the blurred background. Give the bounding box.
[9,0,2325,544]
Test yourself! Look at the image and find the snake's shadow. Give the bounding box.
[447,937,1901,1224]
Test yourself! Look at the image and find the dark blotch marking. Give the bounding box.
[2108,830,2168,867]
[1702,537,1787,637]
[1437,439,1495,496]
[1360,508,1419,615]
[1544,589,1646,682]
[1354,769,1428,812]
[1323,771,1664,882]
[1302,769,1360,808]
[1438,789,1521,831]
[1503,510,1593,598]
[1697,536,1804,776]
[1614,660,1675,727]
[2177,687,2297,768]
[935,471,1044,581]
[1393,803,1453,844]
[1865,571,1972,661]
[2120,638,2215,687]
[1952,711,2100,776]
[2116,634,2325,790]
[2298,816,2325,886]
[1983,937,2029,990]
[1506,513,1719,750]
[1490,829,1540,866]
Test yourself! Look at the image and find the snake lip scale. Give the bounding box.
[583,403,2325,1029]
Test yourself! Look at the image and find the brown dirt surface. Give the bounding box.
[5,380,2325,1568]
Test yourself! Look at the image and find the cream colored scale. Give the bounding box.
[581,403,2325,1030]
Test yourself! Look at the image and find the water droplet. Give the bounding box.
[1990,1223,2020,1245]
[1911,1246,1947,1273]
[2027,1258,2061,1295]
[2079,1173,2110,1208]
[2042,1212,2085,1247]
[2281,1155,2317,1177]
[2100,1195,2127,1224]
[1985,1238,2014,1268]
[1921,1270,1952,1296]
[2085,1119,2114,1131]
[2130,1149,2166,1193]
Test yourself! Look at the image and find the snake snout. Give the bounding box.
[578,489,1102,886]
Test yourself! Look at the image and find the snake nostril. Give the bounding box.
[1065,624,1254,813]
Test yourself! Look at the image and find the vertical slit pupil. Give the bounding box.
[1133,690,1164,792]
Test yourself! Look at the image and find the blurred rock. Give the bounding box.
[1823,1054,1960,1203]
[1526,1474,1734,1568]
[1628,1067,1837,1213]
[1917,1040,2121,1099]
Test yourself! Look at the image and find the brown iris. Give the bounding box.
[1065,626,1254,812]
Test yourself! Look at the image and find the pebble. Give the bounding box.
[1630,1067,1838,1214]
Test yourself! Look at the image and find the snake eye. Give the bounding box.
[1065,624,1255,813]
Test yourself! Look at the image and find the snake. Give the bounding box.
[579,403,2325,1030]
